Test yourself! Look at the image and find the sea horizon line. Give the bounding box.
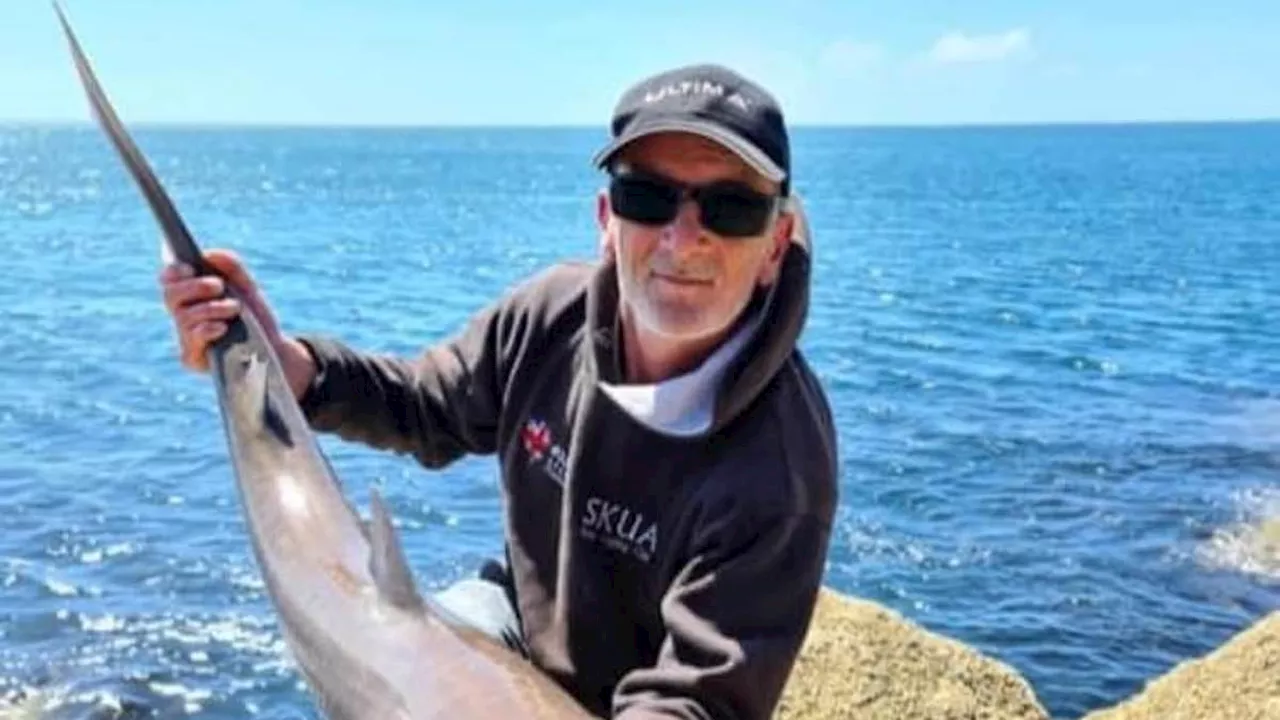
[1,117,1277,132]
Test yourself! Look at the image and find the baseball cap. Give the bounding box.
[592,63,791,196]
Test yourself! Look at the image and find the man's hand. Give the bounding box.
[158,248,316,399]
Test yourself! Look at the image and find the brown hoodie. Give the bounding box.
[294,215,838,719]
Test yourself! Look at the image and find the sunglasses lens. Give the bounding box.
[609,175,680,225]
[698,184,775,237]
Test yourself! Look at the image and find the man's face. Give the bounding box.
[597,132,793,344]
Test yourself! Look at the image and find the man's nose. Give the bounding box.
[659,199,704,249]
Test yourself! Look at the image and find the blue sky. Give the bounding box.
[4,0,1279,126]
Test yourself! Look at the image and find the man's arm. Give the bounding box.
[291,298,511,469]
[611,506,833,720]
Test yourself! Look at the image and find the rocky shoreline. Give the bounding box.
[777,587,1279,720]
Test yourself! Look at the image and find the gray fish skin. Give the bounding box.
[50,4,597,718]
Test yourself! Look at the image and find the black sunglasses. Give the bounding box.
[607,169,780,238]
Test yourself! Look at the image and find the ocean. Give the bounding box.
[0,122,1277,719]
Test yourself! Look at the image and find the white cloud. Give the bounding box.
[819,40,884,78]
[925,28,1032,65]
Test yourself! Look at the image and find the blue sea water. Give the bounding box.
[0,122,1277,719]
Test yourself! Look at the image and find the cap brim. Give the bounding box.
[592,118,786,184]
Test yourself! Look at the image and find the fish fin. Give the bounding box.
[244,352,293,447]
[367,488,425,612]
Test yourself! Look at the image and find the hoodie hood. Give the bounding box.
[585,194,813,437]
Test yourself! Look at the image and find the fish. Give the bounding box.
[50,3,597,718]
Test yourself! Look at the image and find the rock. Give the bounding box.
[777,588,1050,720]
[1080,610,1280,720]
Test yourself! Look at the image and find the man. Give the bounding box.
[161,63,838,719]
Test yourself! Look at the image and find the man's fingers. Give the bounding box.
[159,262,192,283]
[176,297,240,327]
[191,321,227,341]
[157,248,265,375]
[160,250,252,302]
[157,248,285,374]
[204,250,255,293]
[163,275,227,313]
[175,304,236,353]
[178,321,227,371]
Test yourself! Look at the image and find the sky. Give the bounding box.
[3,0,1279,126]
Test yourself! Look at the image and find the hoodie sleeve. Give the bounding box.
[610,506,833,720]
[292,297,509,469]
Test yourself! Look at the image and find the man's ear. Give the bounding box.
[597,189,616,260]
[771,210,794,260]
[596,189,610,232]
[756,210,793,286]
